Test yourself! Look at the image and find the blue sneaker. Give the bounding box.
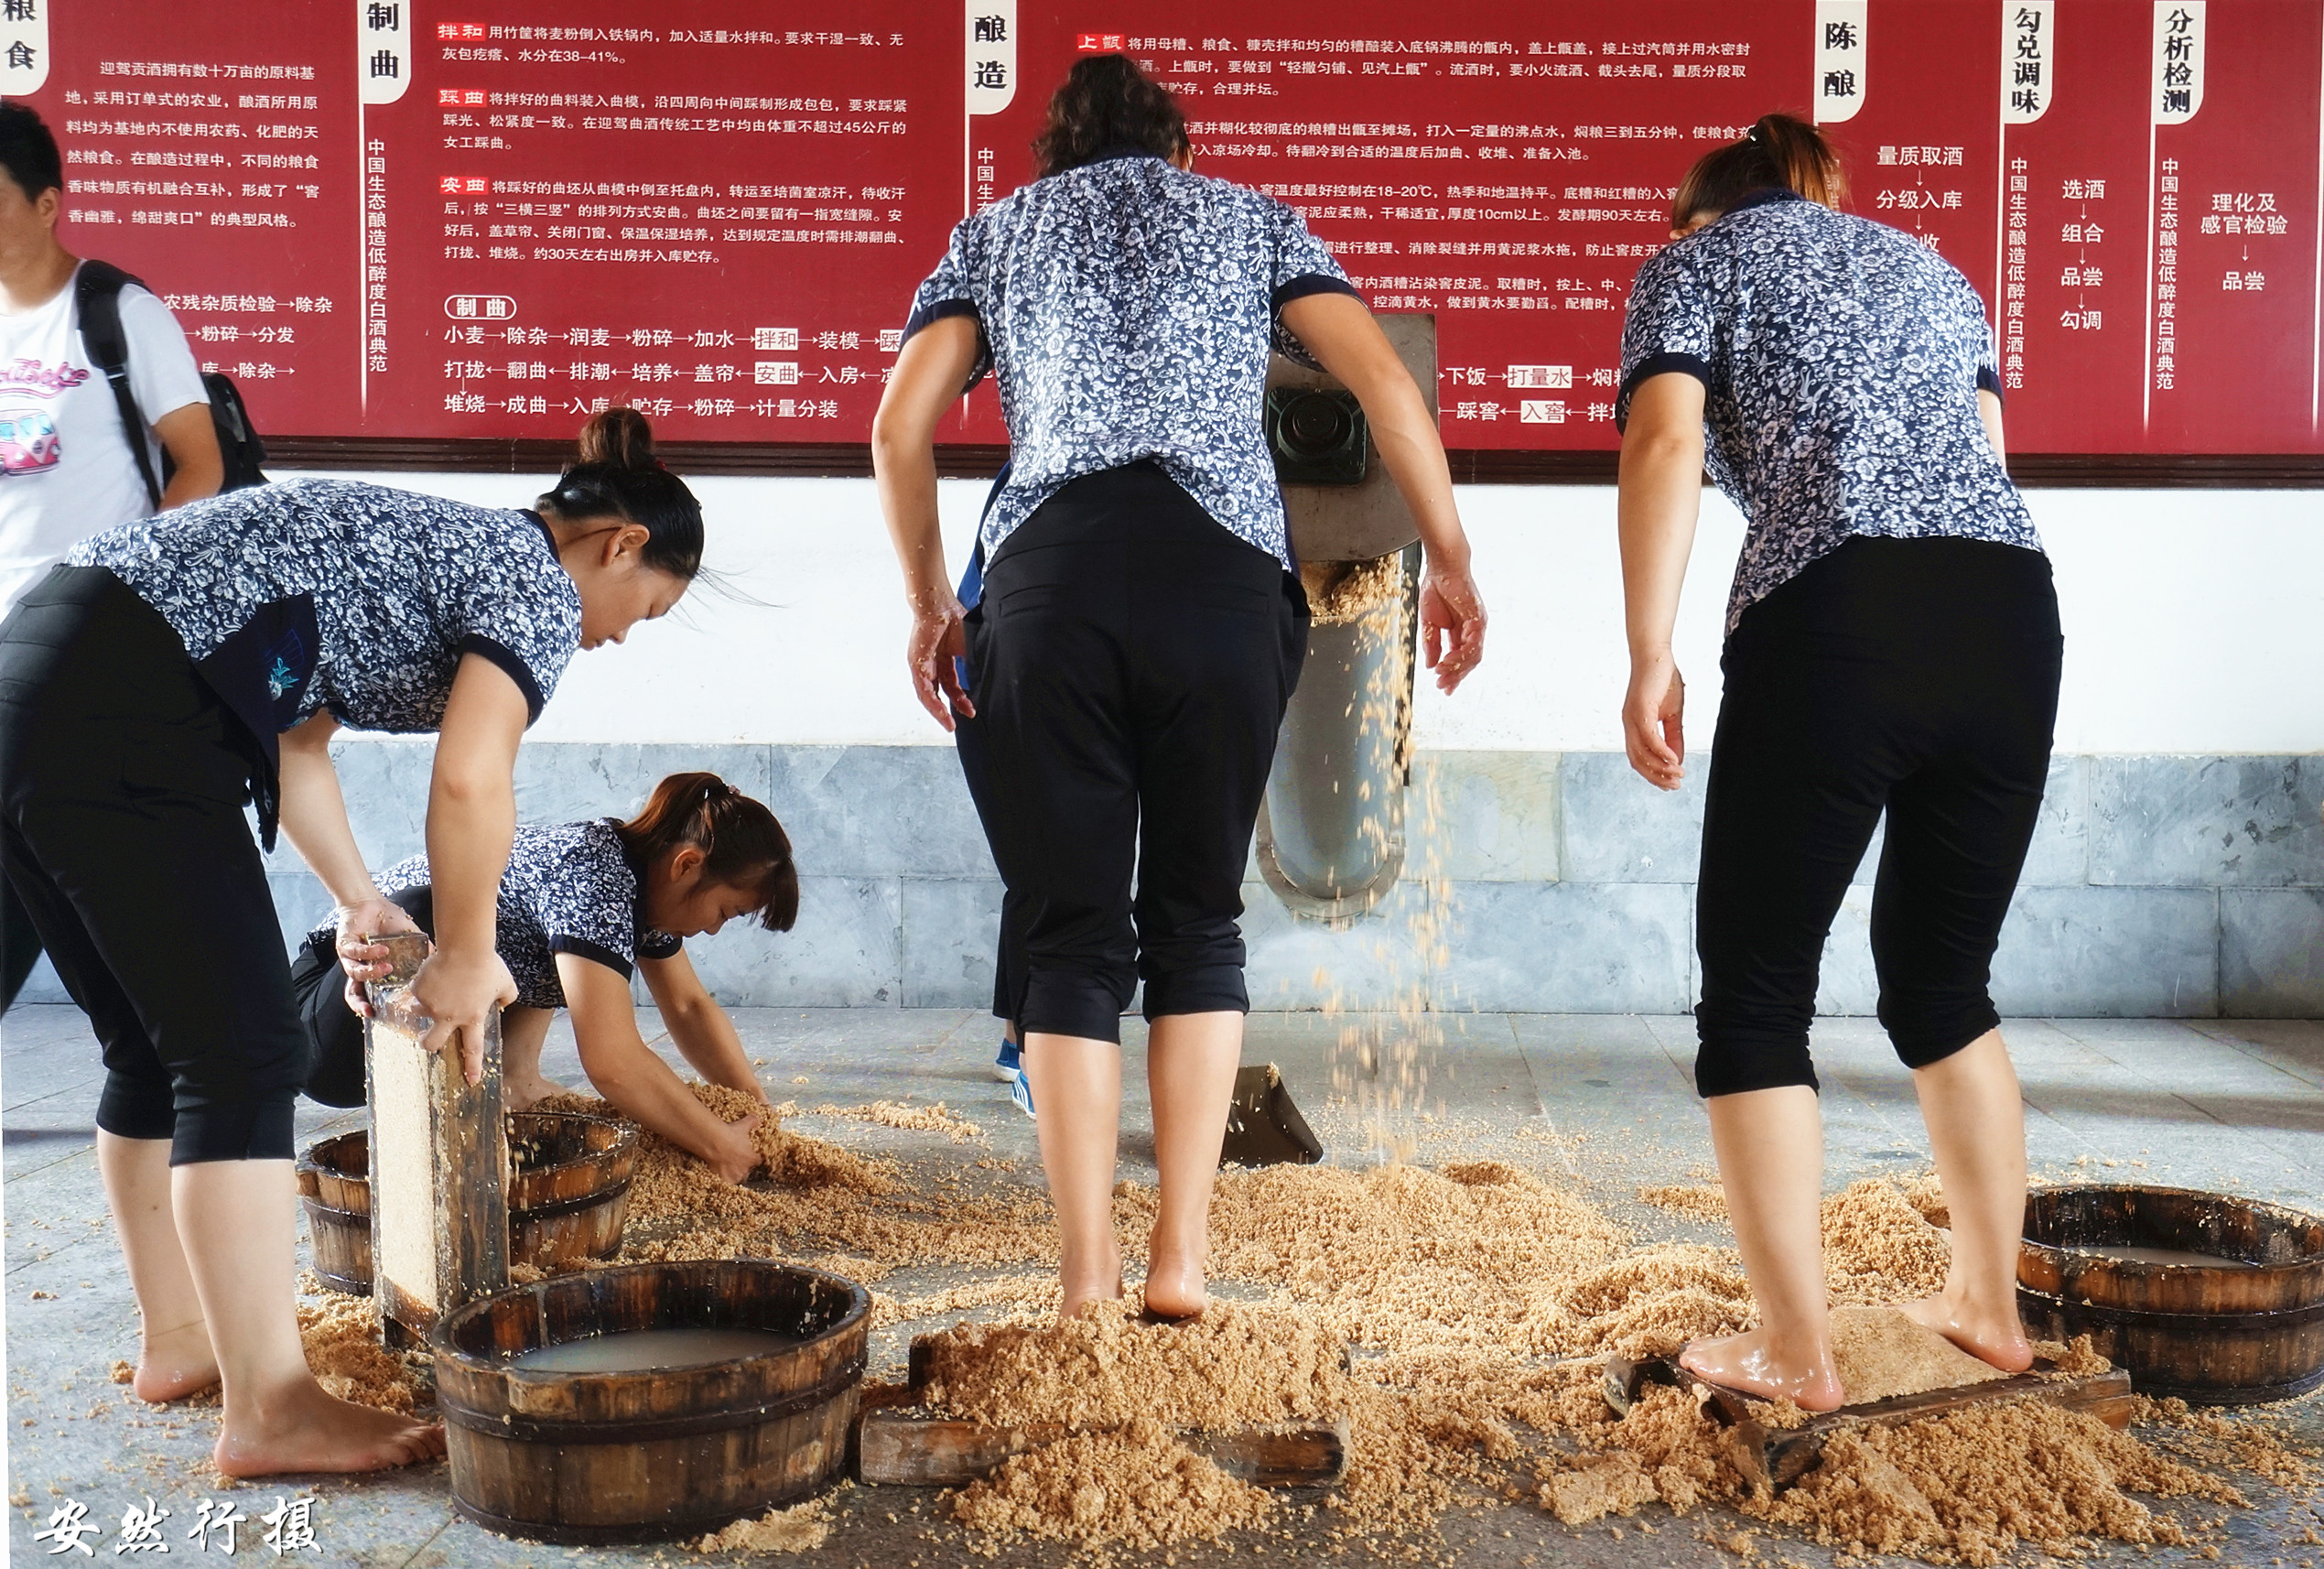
[992,1035,1021,1083]
[1010,1066,1036,1120]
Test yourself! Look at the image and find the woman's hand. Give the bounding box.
[706,1110,764,1185]
[411,946,518,1086]
[332,898,425,1019]
[907,597,973,731]
[1419,562,1486,694]
[1624,649,1687,790]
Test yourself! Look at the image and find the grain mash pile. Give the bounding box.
[317,1085,2318,1564]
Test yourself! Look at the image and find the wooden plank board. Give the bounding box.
[365,935,507,1347]
[857,1408,1350,1489]
[1604,1354,2136,1491]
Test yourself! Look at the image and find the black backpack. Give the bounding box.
[75,259,268,505]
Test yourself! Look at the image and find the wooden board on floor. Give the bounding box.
[1603,1353,2136,1491]
[856,1407,1350,1488]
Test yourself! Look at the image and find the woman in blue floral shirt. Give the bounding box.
[297,772,796,1185]
[1616,115,2061,1410]
[874,54,1486,1322]
[0,408,699,1475]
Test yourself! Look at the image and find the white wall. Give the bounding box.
[295,470,2324,754]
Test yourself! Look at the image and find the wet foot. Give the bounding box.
[1679,1328,1845,1412]
[1898,1295,2034,1374]
[1140,1232,1208,1322]
[134,1319,221,1404]
[503,1075,565,1113]
[212,1381,446,1477]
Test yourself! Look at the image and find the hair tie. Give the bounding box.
[1745,124,1765,146]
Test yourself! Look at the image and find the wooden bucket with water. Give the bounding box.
[2018,1184,2324,1403]
[431,1260,870,1543]
[297,1112,637,1295]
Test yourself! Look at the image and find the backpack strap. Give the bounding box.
[74,260,164,509]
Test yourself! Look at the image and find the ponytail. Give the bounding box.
[1670,113,1847,231]
[535,408,705,580]
[617,772,799,933]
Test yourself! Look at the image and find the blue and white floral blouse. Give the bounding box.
[1616,189,2042,633]
[903,150,1358,570]
[72,479,581,841]
[308,819,682,1010]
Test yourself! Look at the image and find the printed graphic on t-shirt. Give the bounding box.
[0,357,89,479]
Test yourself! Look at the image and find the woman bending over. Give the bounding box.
[0,407,702,1472]
[300,772,798,1183]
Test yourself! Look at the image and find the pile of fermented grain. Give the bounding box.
[903,1163,2316,1563]
[1301,556,1405,627]
[309,1084,2314,1565]
[296,1288,423,1413]
[526,1085,1056,1282]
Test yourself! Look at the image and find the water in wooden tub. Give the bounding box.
[2064,1244,2254,1268]
[508,1327,804,1374]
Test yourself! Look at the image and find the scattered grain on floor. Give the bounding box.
[695,1497,832,1553]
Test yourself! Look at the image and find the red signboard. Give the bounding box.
[19,1,2324,457]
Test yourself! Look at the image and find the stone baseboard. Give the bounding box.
[13,745,2317,1018]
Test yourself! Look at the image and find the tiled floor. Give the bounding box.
[5,1006,2320,1567]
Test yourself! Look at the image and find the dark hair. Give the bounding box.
[1670,114,1846,231]
[1031,54,1188,179]
[535,408,704,580]
[617,772,798,934]
[0,102,61,203]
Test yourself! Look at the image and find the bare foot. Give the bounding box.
[1058,1243,1124,1322]
[1898,1294,2034,1374]
[1141,1231,1207,1322]
[213,1380,446,1477]
[1679,1328,1845,1412]
[503,1074,565,1113]
[134,1319,221,1404]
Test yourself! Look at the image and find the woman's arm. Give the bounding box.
[408,653,526,1081]
[557,956,763,1184]
[1616,373,1709,792]
[641,948,768,1103]
[276,711,423,1009]
[870,314,985,731]
[1977,388,2007,461]
[1273,290,1486,693]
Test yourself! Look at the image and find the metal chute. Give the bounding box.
[1256,315,1433,927]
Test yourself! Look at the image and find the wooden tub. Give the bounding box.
[506,1111,638,1269]
[296,1112,638,1295]
[2019,1185,2324,1404]
[296,1131,373,1295]
[432,1261,869,1543]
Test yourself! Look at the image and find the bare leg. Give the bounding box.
[1899,1029,2034,1372]
[1681,1086,1846,1411]
[1021,1032,1122,1319]
[171,1159,445,1477]
[95,1131,218,1402]
[1142,1012,1242,1320]
[498,1006,562,1110]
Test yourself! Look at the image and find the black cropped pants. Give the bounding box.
[1693,536,2064,1098]
[966,462,1307,1043]
[0,567,304,1163]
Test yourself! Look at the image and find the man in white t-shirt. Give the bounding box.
[0,103,220,615]
[0,101,222,1009]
